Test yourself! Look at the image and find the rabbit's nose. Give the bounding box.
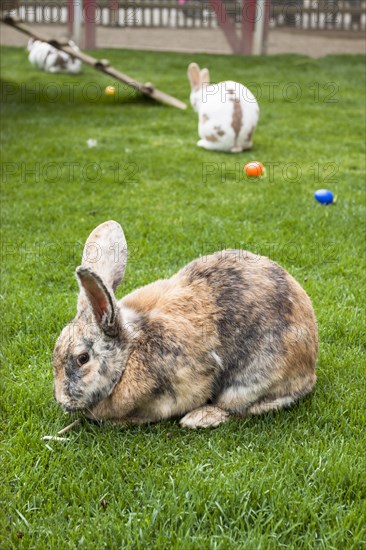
[53,381,66,405]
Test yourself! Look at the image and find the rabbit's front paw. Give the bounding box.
[180,405,230,428]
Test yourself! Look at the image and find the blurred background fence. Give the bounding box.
[2,0,365,31]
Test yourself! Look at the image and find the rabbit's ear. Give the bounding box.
[200,68,210,85]
[81,220,127,292]
[188,63,201,90]
[76,267,118,333]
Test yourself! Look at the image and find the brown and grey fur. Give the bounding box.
[53,221,318,429]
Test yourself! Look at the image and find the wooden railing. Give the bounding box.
[2,0,365,31]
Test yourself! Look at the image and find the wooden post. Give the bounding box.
[67,0,74,35]
[262,0,271,55]
[241,0,256,54]
[207,0,241,54]
[253,0,271,55]
[84,0,96,49]
[207,0,270,56]
[73,0,83,46]
[109,0,119,26]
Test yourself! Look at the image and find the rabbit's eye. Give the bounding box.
[77,353,90,367]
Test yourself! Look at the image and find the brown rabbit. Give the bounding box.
[53,221,318,428]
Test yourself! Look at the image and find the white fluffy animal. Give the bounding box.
[27,38,82,74]
[188,62,259,153]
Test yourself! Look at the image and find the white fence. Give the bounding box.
[3,1,366,31]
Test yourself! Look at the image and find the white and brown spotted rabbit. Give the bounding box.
[188,62,259,153]
[27,38,82,74]
[53,221,318,428]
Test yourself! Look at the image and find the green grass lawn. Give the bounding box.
[1,45,365,549]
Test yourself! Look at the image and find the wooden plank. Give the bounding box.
[1,16,187,109]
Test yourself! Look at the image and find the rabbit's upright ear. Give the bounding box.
[188,63,201,91]
[76,267,118,333]
[200,68,210,85]
[80,220,127,292]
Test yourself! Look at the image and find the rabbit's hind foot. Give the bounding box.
[230,142,253,153]
[246,375,317,416]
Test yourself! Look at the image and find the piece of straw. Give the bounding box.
[57,418,81,435]
[42,436,68,442]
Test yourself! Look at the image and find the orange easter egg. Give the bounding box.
[244,161,265,177]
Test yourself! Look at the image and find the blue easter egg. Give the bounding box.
[314,189,334,205]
